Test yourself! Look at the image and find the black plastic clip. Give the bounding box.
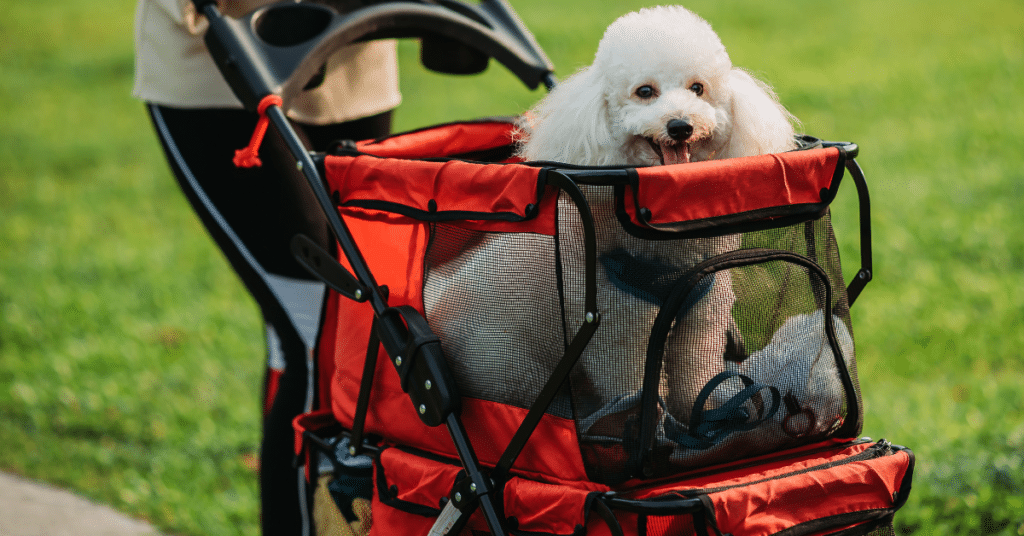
[376,306,460,427]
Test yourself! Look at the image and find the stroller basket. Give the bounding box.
[293,122,907,536]
[190,1,909,535]
[315,121,869,486]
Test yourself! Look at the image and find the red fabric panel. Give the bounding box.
[627,148,842,225]
[325,155,554,235]
[323,204,589,483]
[504,477,592,535]
[355,121,517,159]
[644,513,698,536]
[292,409,337,457]
[633,440,872,498]
[291,408,338,481]
[372,448,490,535]
[379,447,461,510]
[338,206,430,307]
[315,285,340,411]
[368,464,437,536]
[710,450,911,535]
[333,365,593,485]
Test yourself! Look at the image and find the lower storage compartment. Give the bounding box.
[359,438,913,536]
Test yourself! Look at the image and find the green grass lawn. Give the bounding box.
[1,0,1022,535]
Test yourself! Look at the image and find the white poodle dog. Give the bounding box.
[424,6,799,434]
[519,5,797,167]
[517,5,798,426]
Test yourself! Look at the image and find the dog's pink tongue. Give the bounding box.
[661,141,691,165]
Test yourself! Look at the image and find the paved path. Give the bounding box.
[0,472,162,536]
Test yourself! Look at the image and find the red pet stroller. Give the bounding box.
[182,1,915,534]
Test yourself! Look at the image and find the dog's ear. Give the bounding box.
[520,67,614,165]
[723,69,798,158]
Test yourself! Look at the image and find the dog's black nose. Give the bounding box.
[667,119,693,141]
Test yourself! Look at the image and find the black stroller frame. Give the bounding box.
[188,1,877,535]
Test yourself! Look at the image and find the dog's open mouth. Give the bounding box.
[647,138,691,165]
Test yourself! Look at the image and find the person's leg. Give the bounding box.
[146,104,390,536]
[294,111,393,150]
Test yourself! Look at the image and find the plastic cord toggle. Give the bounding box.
[233,95,283,168]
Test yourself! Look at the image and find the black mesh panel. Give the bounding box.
[422,223,571,418]
[420,184,861,484]
[559,186,860,483]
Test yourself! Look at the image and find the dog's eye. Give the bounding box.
[689,82,704,96]
[635,85,655,99]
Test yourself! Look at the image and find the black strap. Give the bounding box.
[349,285,388,453]
[591,497,625,536]
[490,316,600,485]
[349,316,382,454]
[490,171,601,485]
[665,371,781,451]
[694,495,730,536]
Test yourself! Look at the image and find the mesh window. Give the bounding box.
[558,187,861,483]
[421,185,861,484]
[422,223,571,418]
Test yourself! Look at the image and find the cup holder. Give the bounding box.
[254,4,333,47]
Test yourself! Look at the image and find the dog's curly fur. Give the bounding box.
[515,5,800,424]
[518,5,797,165]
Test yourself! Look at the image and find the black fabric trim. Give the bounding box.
[892,445,915,509]
[610,138,845,240]
[637,248,859,477]
[339,199,535,223]
[603,495,703,515]
[823,514,896,536]
[616,190,834,241]
[697,495,726,536]
[773,509,895,536]
[328,147,523,166]
[823,145,849,204]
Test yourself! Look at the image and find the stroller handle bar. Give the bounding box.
[193,0,555,112]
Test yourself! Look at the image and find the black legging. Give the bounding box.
[147,104,391,536]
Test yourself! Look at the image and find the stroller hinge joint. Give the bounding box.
[450,474,495,512]
[378,306,462,427]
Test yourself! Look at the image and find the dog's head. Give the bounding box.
[520,6,797,166]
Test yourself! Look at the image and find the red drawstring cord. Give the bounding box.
[233,95,284,168]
